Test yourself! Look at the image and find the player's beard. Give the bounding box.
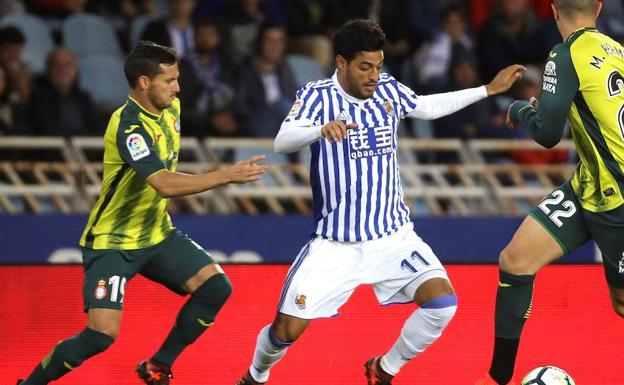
[346,71,375,99]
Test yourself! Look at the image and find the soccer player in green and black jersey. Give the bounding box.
[476,1,624,384]
[17,42,267,385]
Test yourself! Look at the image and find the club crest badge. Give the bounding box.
[295,294,307,310]
[384,100,393,114]
[94,279,107,300]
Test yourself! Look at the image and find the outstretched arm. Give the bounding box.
[408,64,526,120]
[147,155,268,198]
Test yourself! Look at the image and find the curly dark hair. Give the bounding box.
[333,19,386,62]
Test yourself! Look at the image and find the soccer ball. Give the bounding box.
[521,366,575,385]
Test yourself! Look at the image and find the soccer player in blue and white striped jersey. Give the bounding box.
[236,19,525,385]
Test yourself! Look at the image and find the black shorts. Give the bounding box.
[82,229,215,311]
[529,181,624,289]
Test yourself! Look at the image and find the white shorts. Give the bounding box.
[277,222,448,319]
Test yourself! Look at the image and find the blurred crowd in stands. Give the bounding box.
[0,0,623,164]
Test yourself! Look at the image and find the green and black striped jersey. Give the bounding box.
[80,96,181,249]
[510,27,624,212]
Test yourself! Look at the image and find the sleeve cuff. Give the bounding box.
[509,100,532,122]
[144,167,166,180]
[478,85,488,98]
[313,125,323,139]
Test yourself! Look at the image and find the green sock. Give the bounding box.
[22,328,114,385]
[489,270,535,385]
[495,270,535,338]
[152,274,232,368]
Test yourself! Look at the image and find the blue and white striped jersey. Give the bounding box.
[284,72,420,242]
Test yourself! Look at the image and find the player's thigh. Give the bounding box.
[506,182,591,274]
[141,230,216,295]
[583,204,624,291]
[278,238,362,319]
[82,248,142,313]
[368,223,449,305]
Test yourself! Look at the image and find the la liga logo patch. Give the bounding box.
[288,99,303,117]
[126,133,150,161]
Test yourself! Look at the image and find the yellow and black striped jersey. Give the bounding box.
[79,96,181,249]
[510,28,624,212]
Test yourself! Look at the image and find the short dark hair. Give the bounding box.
[553,0,599,17]
[333,19,386,62]
[254,20,286,55]
[440,5,466,23]
[124,41,178,88]
[0,26,26,46]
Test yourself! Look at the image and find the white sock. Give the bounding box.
[249,325,290,383]
[380,302,457,375]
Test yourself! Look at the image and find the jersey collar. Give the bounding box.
[566,27,598,42]
[127,96,162,120]
[332,70,369,104]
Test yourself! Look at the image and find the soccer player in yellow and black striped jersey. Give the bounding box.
[476,1,624,385]
[18,42,267,385]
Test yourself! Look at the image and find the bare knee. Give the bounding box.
[87,308,122,339]
[612,302,624,318]
[182,263,226,294]
[271,313,310,343]
[88,324,119,340]
[414,277,455,306]
[610,294,624,318]
[499,245,535,275]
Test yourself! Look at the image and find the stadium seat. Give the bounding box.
[234,146,291,187]
[63,13,123,59]
[128,15,153,50]
[234,146,289,165]
[0,14,54,74]
[79,55,128,111]
[286,54,325,87]
[0,134,577,216]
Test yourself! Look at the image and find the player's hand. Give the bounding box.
[321,120,358,142]
[225,155,268,183]
[506,101,523,130]
[485,64,527,95]
[505,104,518,130]
[529,96,538,107]
[505,97,538,129]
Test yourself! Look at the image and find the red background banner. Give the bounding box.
[1,265,621,385]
